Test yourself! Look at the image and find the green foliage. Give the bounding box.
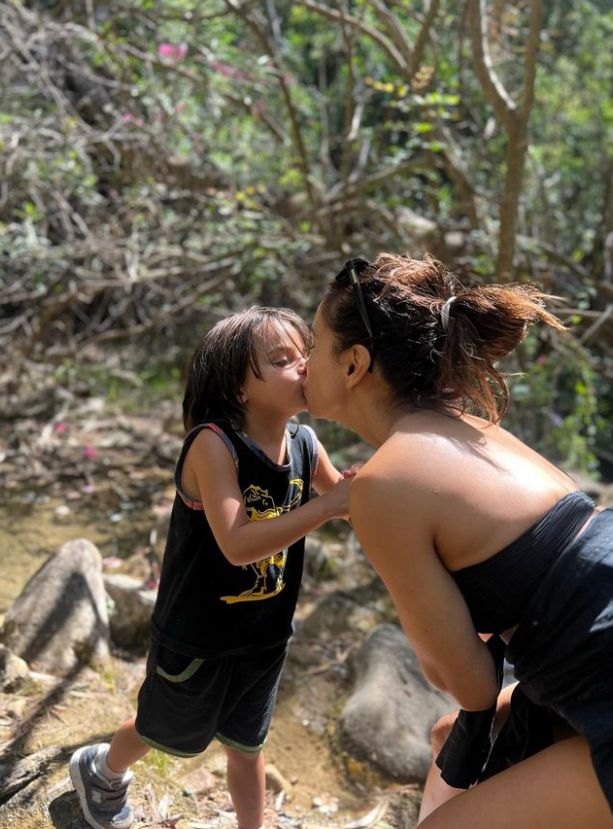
[1,0,612,473]
[529,4,613,266]
[506,333,604,473]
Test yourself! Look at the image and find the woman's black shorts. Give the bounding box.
[135,640,288,757]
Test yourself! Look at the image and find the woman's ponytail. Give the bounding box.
[438,284,565,420]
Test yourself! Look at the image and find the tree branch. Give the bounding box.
[300,0,409,75]
[316,157,427,213]
[467,0,516,130]
[366,0,414,69]
[412,0,441,78]
[225,0,317,205]
[519,0,542,118]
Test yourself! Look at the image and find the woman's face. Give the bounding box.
[304,305,345,419]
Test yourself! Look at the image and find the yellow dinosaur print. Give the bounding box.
[220,479,303,604]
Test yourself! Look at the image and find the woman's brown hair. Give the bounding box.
[321,253,565,421]
[182,307,311,431]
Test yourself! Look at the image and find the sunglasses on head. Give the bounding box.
[334,257,375,372]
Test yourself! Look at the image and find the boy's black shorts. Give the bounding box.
[135,640,288,757]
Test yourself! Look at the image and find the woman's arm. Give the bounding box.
[349,471,498,711]
[184,428,351,566]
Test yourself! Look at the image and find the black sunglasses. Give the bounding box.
[335,257,375,372]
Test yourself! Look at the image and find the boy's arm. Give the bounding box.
[312,439,342,494]
[185,429,350,566]
[312,439,366,495]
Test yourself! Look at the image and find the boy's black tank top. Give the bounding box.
[151,421,317,657]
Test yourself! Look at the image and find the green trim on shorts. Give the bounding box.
[136,732,201,758]
[155,657,204,683]
[216,732,266,754]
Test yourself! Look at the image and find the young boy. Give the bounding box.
[70,307,351,829]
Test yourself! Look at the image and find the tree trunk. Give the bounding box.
[496,116,528,281]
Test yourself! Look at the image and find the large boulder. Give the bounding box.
[1,538,110,676]
[0,644,30,692]
[339,624,453,783]
[104,574,156,651]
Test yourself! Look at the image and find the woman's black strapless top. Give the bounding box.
[449,490,595,633]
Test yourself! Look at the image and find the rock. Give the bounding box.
[312,794,339,814]
[182,766,216,796]
[104,574,156,650]
[0,644,30,692]
[395,206,438,241]
[298,582,388,643]
[291,580,393,669]
[565,470,612,503]
[339,624,453,783]
[443,231,466,252]
[265,763,292,795]
[0,539,110,676]
[0,746,57,800]
[5,697,27,719]
[303,537,339,582]
[299,593,364,640]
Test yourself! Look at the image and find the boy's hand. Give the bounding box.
[340,462,364,479]
[325,475,354,521]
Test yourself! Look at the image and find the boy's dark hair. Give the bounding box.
[183,307,311,432]
[322,253,565,422]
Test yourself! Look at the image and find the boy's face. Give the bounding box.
[240,321,308,417]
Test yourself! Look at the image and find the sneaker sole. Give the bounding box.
[69,747,132,829]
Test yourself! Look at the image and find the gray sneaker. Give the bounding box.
[69,743,134,829]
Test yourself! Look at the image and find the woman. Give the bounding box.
[304,253,613,828]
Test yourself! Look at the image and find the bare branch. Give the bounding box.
[81,274,230,346]
[520,0,543,118]
[339,1,356,188]
[366,0,414,68]
[300,0,409,75]
[467,0,516,130]
[316,157,427,212]
[493,2,542,279]
[412,0,441,77]
[225,0,317,206]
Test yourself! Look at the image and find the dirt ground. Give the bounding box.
[0,478,422,829]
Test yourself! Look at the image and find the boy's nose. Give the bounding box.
[297,357,307,374]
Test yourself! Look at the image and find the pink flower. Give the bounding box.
[211,59,252,81]
[54,422,67,434]
[83,445,97,460]
[158,43,188,61]
[536,355,547,366]
[211,59,235,77]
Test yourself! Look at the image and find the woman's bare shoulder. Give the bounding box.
[360,425,459,477]
[351,436,438,503]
